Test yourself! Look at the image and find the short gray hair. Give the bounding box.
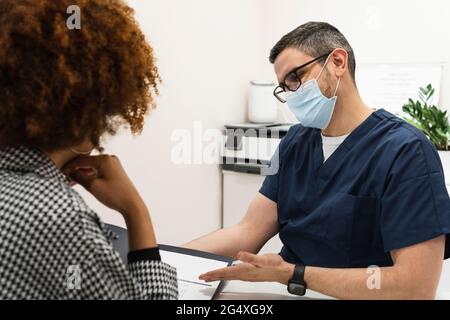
[269,22,356,81]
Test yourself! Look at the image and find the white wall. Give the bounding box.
[77,0,270,244]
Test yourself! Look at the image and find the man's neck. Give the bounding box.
[322,90,374,137]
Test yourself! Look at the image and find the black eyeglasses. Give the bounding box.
[273,51,333,103]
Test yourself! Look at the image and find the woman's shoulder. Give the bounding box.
[0,171,106,238]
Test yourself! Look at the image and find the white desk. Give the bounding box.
[217,281,333,300]
[218,281,450,300]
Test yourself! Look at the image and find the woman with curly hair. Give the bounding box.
[0,0,178,299]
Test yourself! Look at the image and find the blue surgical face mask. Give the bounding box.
[286,55,340,130]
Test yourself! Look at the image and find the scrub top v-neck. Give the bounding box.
[260,109,450,268]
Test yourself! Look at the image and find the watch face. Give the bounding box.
[288,283,306,296]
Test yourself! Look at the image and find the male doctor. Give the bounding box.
[185,22,450,299]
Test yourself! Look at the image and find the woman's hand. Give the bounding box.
[199,252,295,285]
[62,155,158,250]
[62,155,146,218]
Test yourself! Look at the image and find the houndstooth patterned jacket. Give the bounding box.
[0,146,178,300]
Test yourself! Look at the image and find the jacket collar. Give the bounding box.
[0,145,69,185]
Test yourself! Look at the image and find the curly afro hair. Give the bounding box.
[0,0,160,152]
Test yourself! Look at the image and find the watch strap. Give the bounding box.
[292,264,306,285]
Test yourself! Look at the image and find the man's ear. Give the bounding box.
[330,48,348,78]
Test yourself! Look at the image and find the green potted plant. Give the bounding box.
[402,84,450,182]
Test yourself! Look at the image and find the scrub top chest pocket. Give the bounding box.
[282,192,381,266]
[298,193,357,250]
[318,193,378,251]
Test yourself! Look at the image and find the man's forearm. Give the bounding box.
[302,265,436,300]
[183,224,262,258]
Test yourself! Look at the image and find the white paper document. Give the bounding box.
[160,248,231,300]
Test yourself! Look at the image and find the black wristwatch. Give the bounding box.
[287,265,307,296]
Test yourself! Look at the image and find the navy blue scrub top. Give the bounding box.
[260,109,450,268]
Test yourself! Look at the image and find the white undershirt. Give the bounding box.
[321,133,350,163]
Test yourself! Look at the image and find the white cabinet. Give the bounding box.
[222,170,283,254]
